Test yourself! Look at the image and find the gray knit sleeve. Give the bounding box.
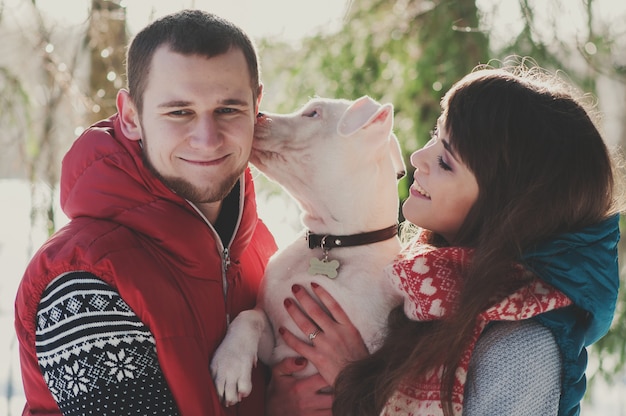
[463,320,561,416]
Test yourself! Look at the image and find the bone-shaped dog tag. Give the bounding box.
[307,257,340,279]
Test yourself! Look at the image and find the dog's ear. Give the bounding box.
[337,96,393,137]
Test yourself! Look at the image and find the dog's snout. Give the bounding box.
[257,112,264,118]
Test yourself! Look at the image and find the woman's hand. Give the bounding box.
[266,357,332,416]
[280,282,369,386]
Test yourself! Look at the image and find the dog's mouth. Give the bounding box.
[255,112,271,126]
[250,143,277,162]
[251,137,272,153]
[253,113,272,141]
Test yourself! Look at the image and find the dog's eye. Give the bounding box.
[303,109,320,118]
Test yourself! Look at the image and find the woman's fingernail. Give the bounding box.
[311,282,319,288]
[284,298,292,307]
[278,327,285,335]
[291,284,301,294]
[295,357,307,366]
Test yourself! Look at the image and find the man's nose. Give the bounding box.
[190,115,222,148]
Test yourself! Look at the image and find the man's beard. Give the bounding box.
[140,138,244,204]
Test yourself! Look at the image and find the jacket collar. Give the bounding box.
[522,214,621,345]
[59,114,259,268]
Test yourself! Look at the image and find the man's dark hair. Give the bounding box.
[126,9,260,113]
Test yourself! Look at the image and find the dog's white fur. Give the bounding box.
[210,96,405,405]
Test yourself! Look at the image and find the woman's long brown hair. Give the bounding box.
[332,65,617,416]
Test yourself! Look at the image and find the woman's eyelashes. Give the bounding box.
[428,128,452,171]
[438,155,452,171]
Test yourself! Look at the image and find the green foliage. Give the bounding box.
[260,0,489,207]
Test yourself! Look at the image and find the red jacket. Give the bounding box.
[14,115,277,415]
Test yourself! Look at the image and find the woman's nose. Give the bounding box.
[410,149,428,173]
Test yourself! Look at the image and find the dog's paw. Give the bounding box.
[210,346,257,406]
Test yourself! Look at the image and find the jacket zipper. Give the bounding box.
[187,175,245,328]
[221,177,245,327]
[221,247,231,325]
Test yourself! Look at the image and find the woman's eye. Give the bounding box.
[437,155,452,171]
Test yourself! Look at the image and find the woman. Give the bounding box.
[268,64,623,416]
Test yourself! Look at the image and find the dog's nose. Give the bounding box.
[257,112,264,118]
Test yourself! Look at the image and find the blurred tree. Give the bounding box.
[0,0,127,245]
[86,0,126,124]
[13,2,86,244]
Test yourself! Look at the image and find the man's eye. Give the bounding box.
[218,108,236,114]
[169,110,191,116]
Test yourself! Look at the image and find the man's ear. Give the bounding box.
[116,89,142,141]
[254,84,264,121]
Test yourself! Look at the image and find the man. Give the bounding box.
[15,10,276,415]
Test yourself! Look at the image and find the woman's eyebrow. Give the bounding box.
[441,139,459,162]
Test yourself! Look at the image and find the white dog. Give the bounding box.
[210,96,405,405]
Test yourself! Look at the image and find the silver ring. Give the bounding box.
[308,329,321,341]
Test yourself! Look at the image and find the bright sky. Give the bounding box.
[9,0,625,48]
[33,0,351,42]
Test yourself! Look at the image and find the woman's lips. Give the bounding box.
[410,179,430,199]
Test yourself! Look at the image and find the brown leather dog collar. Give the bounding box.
[306,224,399,250]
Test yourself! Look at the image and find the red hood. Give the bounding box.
[60,114,259,267]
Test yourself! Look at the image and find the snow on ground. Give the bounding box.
[1,178,624,414]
